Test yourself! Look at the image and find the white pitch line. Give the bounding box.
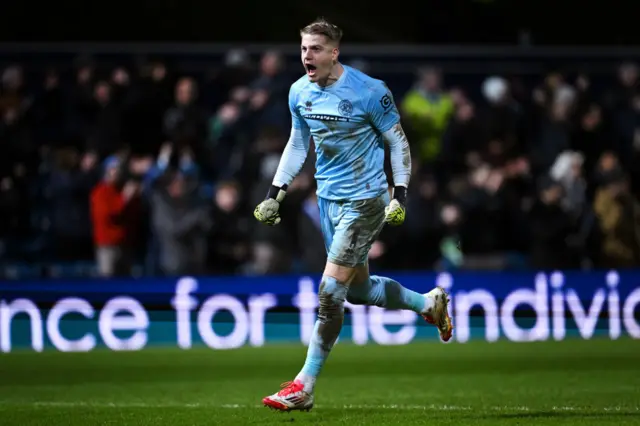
[5,402,636,412]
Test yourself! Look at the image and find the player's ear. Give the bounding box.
[332,47,339,63]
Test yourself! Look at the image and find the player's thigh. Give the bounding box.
[318,196,338,255]
[351,261,370,286]
[326,195,386,277]
[324,255,371,285]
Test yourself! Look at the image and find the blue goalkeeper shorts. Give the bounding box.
[317,191,390,268]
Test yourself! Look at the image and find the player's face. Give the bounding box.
[301,34,338,83]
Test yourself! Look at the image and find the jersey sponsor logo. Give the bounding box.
[338,99,353,116]
[379,93,394,111]
[303,114,351,122]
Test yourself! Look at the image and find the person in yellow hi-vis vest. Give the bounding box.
[401,67,454,162]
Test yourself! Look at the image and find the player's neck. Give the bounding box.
[318,62,344,88]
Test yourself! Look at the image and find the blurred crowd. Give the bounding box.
[1,50,639,278]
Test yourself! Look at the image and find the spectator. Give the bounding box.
[530,84,575,172]
[206,180,250,274]
[68,59,97,147]
[571,103,609,180]
[0,169,30,252]
[125,61,173,156]
[604,62,638,113]
[441,100,486,177]
[550,151,587,219]
[48,148,99,260]
[90,156,141,277]
[0,65,29,116]
[0,66,37,174]
[528,176,579,270]
[33,68,66,147]
[163,77,209,167]
[248,51,290,133]
[401,173,445,269]
[401,67,454,163]
[593,168,640,268]
[150,171,211,276]
[480,76,525,156]
[457,164,511,269]
[86,81,123,158]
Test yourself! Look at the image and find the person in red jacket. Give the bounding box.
[90,156,140,277]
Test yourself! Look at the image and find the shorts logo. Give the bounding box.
[338,99,353,116]
[380,93,393,111]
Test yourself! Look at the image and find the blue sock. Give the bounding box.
[297,276,348,389]
[347,275,427,313]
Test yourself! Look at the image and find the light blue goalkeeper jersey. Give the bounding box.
[289,65,401,201]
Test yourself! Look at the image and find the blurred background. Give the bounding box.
[1,3,639,424]
[1,0,640,280]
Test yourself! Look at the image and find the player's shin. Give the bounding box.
[296,276,348,392]
[347,275,430,313]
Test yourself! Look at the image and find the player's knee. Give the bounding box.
[318,276,348,304]
[323,261,357,284]
[318,276,348,323]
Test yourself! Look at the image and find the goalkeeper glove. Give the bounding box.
[254,184,287,226]
[384,186,407,226]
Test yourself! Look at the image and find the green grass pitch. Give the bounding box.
[0,339,639,425]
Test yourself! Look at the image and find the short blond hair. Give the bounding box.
[300,18,343,45]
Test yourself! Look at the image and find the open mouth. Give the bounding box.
[305,64,317,76]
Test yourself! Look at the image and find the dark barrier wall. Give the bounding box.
[1,270,639,352]
[4,1,640,45]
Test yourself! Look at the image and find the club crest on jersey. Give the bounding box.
[338,99,353,116]
[304,101,312,111]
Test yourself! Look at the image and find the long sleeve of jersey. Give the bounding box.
[272,126,311,188]
[366,80,411,189]
[383,124,412,188]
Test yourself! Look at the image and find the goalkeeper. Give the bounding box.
[254,17,453,412]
